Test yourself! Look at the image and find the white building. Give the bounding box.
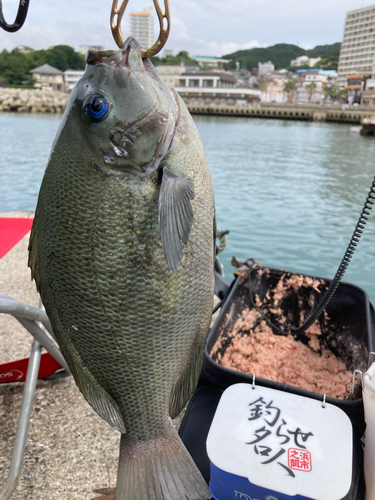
[64,70,85,91]
[129,6,154,49]
[337,4,375,87]
[156,65,186,87]
[192,56,231,69]
[304,72,328,88]
[258,61,275,77]
[178,71,237,89]
[290,55,321,67]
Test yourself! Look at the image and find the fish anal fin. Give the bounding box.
[169,326,207,419]
[64,345,126,433]
[158,168,195,273]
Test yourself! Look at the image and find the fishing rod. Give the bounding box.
[0,0,30,32]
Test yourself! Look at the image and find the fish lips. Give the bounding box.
[86,37,144,72]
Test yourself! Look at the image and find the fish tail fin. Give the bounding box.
[115,422,211,500]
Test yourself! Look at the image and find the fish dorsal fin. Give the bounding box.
[158,168,195,273]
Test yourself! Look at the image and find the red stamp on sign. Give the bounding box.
[288,448,312,472]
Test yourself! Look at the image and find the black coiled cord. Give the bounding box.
[290,174,375,334]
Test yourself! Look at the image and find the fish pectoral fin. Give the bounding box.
[158,168,195,273]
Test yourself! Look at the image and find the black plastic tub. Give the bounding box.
[202,266,375,438]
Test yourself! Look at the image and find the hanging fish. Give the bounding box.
[28,36,215,500]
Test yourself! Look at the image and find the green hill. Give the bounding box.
[223,42,341,71]
[306,42,341,58]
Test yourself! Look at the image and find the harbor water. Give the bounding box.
[1,112,375,305]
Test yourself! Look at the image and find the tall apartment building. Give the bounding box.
[129,6,154,50]
[337,4,375,87]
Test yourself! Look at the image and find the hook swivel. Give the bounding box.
[110,0,170,59]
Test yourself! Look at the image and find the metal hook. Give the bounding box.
[322,393,326,408]
[110,0,170,59]
[0,0,30,33]
[345,369,363,398]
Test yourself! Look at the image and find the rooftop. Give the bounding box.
[192,55,231,63]
[182,71,236,83]
[30,64,63,75]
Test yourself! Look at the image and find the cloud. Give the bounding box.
[0,22,65,51]
[169,16,191,43]
[1,0,373,56]
[204,40,261,57]
[182,38,261,57]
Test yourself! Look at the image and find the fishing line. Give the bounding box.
[246,175,375,335]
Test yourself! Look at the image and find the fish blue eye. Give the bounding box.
[86,94,109,121]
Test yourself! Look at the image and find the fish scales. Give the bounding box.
[29,37,214,500]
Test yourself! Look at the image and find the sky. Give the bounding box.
[1,0,375,57]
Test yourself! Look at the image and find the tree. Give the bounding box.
[44,45,85,72]
[338,88,348,102]
[283,80,296,102]
[150,50,197,67]
[306,81,317,102]
[323,86,340,103]
[0,45,85,85]
[323,85,331,99]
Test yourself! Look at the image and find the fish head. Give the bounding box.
[62,37,177,177]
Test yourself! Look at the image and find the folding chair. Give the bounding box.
[0,295,70,500]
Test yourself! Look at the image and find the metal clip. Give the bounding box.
[322,393,326,408]
[346,369,363,398]
[252,374,256,389]
[110,0,170,58]
[0,0,30,33]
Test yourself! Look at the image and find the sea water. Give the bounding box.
[1,112,375,305]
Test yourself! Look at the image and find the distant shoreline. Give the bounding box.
[0,88,372,125]
[184,100,371,124]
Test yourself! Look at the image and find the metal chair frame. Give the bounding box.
[0,294,69,500]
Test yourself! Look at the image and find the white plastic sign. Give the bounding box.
[207,383,353,500]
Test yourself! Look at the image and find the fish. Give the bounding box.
[28,36,215,500]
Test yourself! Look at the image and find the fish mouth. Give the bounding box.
[86,37,143,71]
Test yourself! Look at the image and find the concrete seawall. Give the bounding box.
[0,88,69,113]
[0,88,373,125]
[185,102,373,124]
